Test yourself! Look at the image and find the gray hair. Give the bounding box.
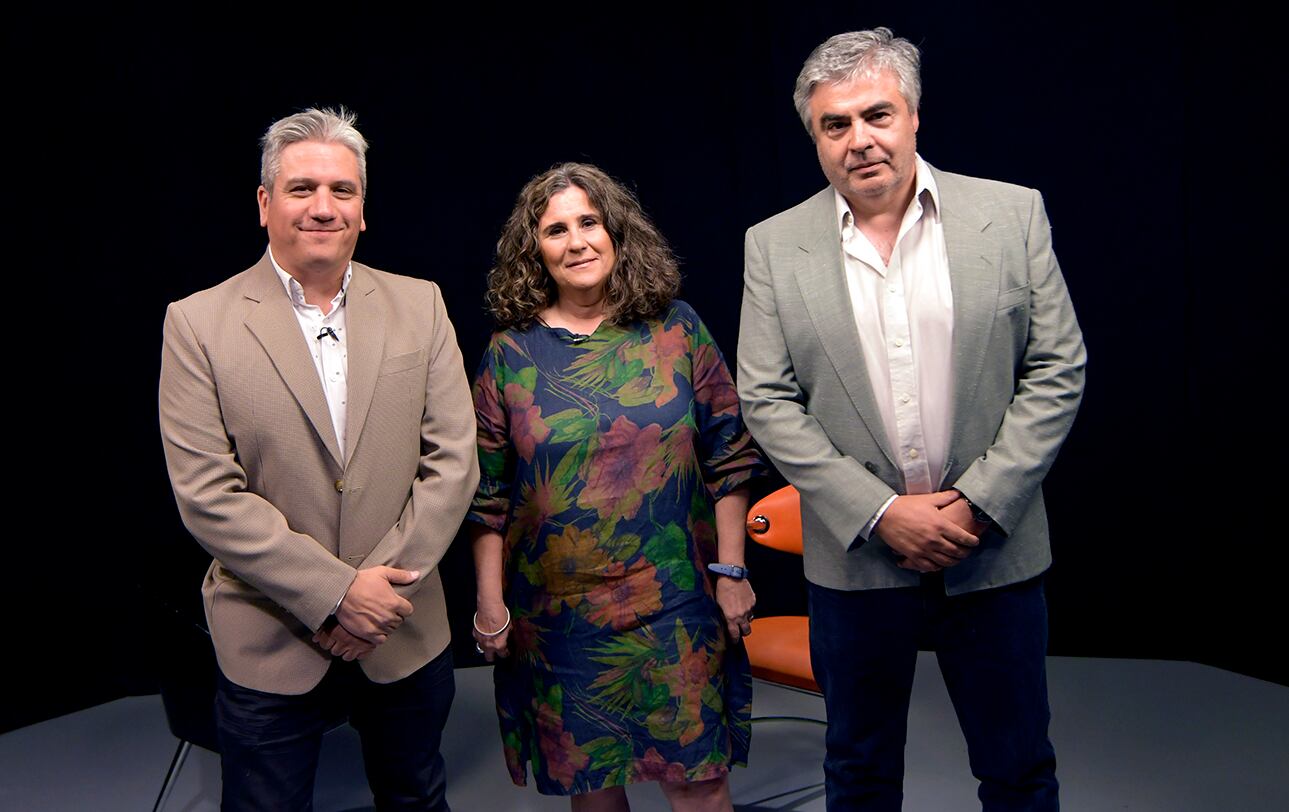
[259,107,369,197]
[792,28,922,136]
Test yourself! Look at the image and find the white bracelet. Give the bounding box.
[473,606,511,637]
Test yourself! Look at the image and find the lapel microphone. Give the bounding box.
[317,327,339,342]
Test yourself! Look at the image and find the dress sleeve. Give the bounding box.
[688,308,766,501]
[467,333,515,531]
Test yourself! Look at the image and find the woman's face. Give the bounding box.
[537,185,616,303]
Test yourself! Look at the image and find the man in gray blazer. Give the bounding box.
[737,30,1085,810]
[160,108,478,810]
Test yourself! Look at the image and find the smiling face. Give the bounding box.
[537,185,616,305]
[257,140,365,278]
[809,69,920,215]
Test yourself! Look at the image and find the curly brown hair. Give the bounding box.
[486,162,681,329]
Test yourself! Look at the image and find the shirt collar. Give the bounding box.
[835,154,941,233]
[268,247,352,311]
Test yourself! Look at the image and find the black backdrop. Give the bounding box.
[7,4,1278,733]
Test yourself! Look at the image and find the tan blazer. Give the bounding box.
[738,168,1086,595]
[160,254,479,694]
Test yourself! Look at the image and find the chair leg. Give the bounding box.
[152,739,192,812]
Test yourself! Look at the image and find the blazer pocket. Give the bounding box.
[379,347,427,376]
[997,284,1030,311]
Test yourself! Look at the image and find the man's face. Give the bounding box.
[809,69,920,212]
[257,141,365,277]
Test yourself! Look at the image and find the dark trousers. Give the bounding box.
[807,575,1058,812]
[215,646,456,812]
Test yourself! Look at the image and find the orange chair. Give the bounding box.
[743,485,819,694]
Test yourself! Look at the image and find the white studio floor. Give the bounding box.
[2,653,1286,811]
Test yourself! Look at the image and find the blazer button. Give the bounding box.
[864,462,878,474]
[334,479,345,493]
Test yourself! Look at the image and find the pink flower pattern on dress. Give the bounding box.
[577,415,666,522]
[536,701,590,790]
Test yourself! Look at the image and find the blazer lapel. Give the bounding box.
[794,189,898,468]
[340,263,386,470]
[242,254,344,467]
[936,169,1003,459]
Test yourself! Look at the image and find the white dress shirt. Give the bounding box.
[270,249,352,462]
[839,157,955,534]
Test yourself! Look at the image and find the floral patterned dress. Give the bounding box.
[467,300,764,795]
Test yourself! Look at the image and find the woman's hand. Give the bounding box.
[473,600,512,662]
[470,525,512,663]
[715,576,756,642]
[712,487,755,642]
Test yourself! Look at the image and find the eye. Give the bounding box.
[580,216,599,228]
[545,224,566,237]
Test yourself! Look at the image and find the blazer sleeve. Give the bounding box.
[359,282,480,590]
[737,227,897,549]
[159,301,356,631]
[950,190,1087,533]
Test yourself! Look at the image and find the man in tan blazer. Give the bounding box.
[159,107,478,810]
[738,30,1085,810]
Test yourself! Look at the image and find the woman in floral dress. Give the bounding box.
[466,163,764,811]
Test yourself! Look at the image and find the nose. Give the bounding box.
[567,227,588,251]
[309,188,336,220]
[849,120,874,152]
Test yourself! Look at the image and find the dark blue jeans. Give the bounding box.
[807,575,1058,811]
[215,646,456,811]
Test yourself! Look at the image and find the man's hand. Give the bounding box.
[335,566,419,644]
[313,623,376,661]
[940,495,990,538]
[715,576,756,642]
[875,491,979,572]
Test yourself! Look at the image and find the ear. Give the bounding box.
[911,108,920,134]
[257,185,270,228]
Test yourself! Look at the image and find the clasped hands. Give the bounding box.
[875,490,990,573]
[312,565,420,661]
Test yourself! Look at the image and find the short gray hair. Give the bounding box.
[792,28,922,136]
[260,107,369,197]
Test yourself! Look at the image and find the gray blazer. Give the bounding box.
[737,167,1086,594]
[160,255,479,693]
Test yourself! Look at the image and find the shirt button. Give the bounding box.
[900,394,911,404]
[909,449,920,459]
[894,338,904,348]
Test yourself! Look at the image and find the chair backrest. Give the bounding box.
[745,485,803,556]
[156,605,221,752]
